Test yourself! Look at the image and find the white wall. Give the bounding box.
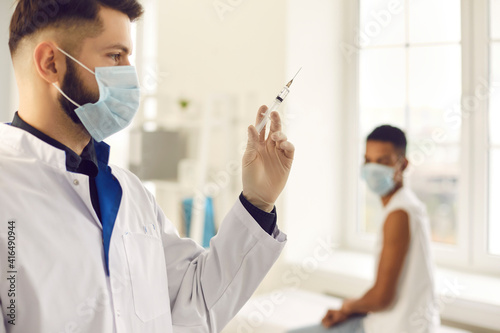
[282,0,347,263]
[156,0,288,119]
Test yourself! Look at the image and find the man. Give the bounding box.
[322,125,439,333]
[0,1,295,332]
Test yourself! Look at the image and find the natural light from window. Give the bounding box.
[358,0,462,245]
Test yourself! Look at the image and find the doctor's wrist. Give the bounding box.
[241,191,274,213]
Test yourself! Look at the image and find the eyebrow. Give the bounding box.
[103,44,132,55]
[364,155,392,161]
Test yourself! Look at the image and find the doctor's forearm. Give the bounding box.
[166,199,286,331]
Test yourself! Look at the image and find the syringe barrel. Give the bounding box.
[276,86,290,102]
[255,85,291,133]
[256,99,282,133]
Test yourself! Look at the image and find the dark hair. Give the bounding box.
[9,0,144,55]
[367,125,407,155]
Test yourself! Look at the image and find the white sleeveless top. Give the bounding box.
[363,187,440,333]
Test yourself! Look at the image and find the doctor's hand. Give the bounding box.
[242,106,295,213]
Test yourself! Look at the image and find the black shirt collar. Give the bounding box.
[11,112,99,177]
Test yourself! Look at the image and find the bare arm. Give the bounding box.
[323,210,410,327]
[343,209,410,314]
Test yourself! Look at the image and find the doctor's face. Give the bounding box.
[58,6,134,124]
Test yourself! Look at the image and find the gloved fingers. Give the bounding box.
[255,105,268,142]
[271,131,294,159]
[270,131,287,145]
[247,125,259,144]
[279,140,295,160]
[269,111,282,135]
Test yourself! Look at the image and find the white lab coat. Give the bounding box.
[0,124,287,333]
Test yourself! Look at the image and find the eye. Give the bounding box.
[109,53,121,62]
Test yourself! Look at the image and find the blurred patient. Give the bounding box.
[322,125,439,333]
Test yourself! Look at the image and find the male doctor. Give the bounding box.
[0,1,295,332]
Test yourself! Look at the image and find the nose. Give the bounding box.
[122,56,131,66]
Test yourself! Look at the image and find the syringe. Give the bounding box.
[256,68,302,134]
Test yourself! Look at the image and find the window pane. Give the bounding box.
[409,0,461,44]
[359,48,406,136]
[409,45,462,143]
[489,149,500,255]
[358,47,406,235]
[360,0,406,47]
[408,145,460,244]
[357,2,462,243]
[490,43,500,145]
[491,0,500,40]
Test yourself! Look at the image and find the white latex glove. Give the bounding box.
[242,105,295,212]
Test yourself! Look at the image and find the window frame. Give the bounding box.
[471,0,500,275]
[344,0,500,276]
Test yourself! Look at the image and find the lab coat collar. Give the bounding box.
[0,123,112,171]
[10,112,99,177]
[0,123,67,172]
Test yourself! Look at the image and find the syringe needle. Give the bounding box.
[256,67,302,133]
[286,67,303,88]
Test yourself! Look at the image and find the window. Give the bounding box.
[347,0,500,275]
[356,0,462,243]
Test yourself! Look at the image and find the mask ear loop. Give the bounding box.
[56,47,95,75]
[52,82,81,108]
[52,46,96,109]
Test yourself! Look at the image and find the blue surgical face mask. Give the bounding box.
[52,47,140,142]
[361,163,396,196]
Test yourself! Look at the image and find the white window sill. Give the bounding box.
[285,250,500,331]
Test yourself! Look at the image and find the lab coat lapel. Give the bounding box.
[0,124,104,230]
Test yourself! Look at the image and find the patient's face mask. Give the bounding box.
[361,163,396,196]
[52,47,141,142]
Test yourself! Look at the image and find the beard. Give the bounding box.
[58,59,100,125]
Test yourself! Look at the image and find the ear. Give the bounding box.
[33,42,65,85]
[394,157,408,184]
[401,157,409,172]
